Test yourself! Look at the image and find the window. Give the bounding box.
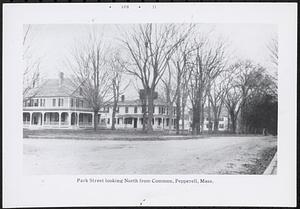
[219,124,224,128]
[79,87,83,96]
[52,99,56,107]
[159,107,162,114]
[117,118,120,124]
[33,99,38,107]
[71,98,74,107]
[58,98,64,107]
[80,100,84,108]
[40,99,45,107]
[134,106,137,113]
[107,118,110,124]
[76,99,79,107]
[219,117,224,121]
[125,107,129,113]
[162,107,165,114]
[116,107,119,113]
[153,106,155,113]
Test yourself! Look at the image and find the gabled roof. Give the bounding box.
[26,78,79,98]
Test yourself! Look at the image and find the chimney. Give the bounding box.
[121,95,125,102]
[58,72,64,87]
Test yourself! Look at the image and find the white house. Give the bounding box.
[23,72,183,130]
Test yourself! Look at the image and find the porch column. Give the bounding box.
[29,112,32,126]
[41,112,44,126]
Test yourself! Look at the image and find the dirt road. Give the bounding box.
[23,136,277,175]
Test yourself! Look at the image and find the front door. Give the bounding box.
[133,118,137,128]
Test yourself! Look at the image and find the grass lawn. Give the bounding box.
[23,128,267,141]
[23,135,277,175]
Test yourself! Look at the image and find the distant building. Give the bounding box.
[202,106,229,132]
[187,106,230,132]
[23,72,189,130]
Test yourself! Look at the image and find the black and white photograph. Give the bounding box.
[3,3,297,207]
[22,23,278,175]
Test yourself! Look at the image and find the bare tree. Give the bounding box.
[222,60,265,133]
[266,36,278,97]
[23,25,41,102]
[171,42,194,134]
[121,23,189,132]
[223,83,242,133]
[109,50,129,130]
[161,63,177,132]
[67,31,111,131]
[208,75,227,132]
[188,39,227,135]
[180,69,191,132]
[267,37,278,68]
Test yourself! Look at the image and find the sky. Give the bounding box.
[25,23,277,100]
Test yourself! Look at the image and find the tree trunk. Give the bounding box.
[175,75,181,135]
[176,94,181,135]
[213,111,219,132]
[181,103,185,132]
[192,104,201,135]
[93,111,98,131]
[230,112,236,133]
[208,98,212,133]
[200,102,205,134]
[142,99,147,132]
[111,100,117,130]
[146,92,154,132]
[213,120,219,132]
[168,103,173,132]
